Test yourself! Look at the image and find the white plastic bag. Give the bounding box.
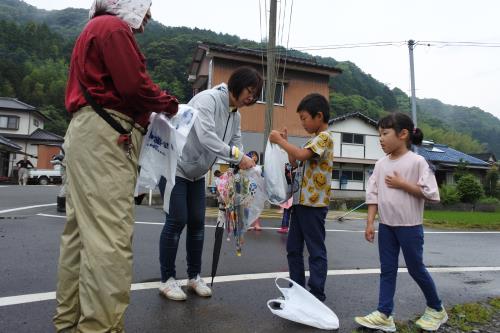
[135,105,198,213]
[264,141,290,204]
[267,278,339,330]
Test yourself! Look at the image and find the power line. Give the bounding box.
[244,39,500,56]
[417,41,500,48]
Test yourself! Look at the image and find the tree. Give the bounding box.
[456,174,484,204]
[453,159,469,183]
[483,166,499,198]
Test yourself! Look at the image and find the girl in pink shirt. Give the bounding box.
[354,113,447,332]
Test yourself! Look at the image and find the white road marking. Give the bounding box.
[0,204,56,214]
[2,266,500,307]
[35,214,500,234]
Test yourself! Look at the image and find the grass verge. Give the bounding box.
[423,210,500,230]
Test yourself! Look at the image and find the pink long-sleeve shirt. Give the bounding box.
[366,151,440,226]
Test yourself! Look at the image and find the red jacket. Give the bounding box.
[65,14,178,127]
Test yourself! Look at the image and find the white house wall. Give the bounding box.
[333,118,377,134]
[365,135,384,159]
[341,144,365,158]
[0,110,44,136]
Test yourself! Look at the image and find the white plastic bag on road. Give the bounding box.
[267,278,339,330]
[264,140,290,204]
[135,105,198,213]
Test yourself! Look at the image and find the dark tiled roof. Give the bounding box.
[417,144,490,167]
[2,128,64,143]
[469,153,497,162]
[201,42,342,74]
[0,134,22,151]
[0,97,50,121]
[0,97,36,110]
[30,128,64,141]
[328,112,378,127]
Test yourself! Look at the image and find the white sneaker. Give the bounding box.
[187,275,212,297]
[159,277,187,301]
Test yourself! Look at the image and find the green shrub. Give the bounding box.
[478,197,500,205]
[456,174,484,204]
[439,184,460,205]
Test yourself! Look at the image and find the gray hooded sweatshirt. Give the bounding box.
[177,83,244,181]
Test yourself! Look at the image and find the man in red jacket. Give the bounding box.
[53,1,178,332]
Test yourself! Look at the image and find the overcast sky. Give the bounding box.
[24,0,500,120]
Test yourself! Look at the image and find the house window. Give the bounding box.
[0,115,19,130]
[342,133,364,145]
[332,169,339,180]
[258,81,284,105]
[33,119,39,127]
[340,170,364,181]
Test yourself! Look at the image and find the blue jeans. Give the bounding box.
[378,223,442,316]
[287,205,328,301]
[158,176,206,282]
[281,207,291,228]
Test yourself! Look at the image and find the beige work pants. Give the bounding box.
[53,107,143,333]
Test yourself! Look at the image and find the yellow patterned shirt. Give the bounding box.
[292,131,334,207]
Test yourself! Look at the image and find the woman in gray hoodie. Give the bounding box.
[158,66,263,300]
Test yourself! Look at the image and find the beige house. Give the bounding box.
[188,42,342,161]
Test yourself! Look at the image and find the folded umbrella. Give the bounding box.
[210,220,225,286]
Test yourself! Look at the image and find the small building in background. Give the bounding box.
[417,142,491,185]
[0,97,64,177]
[328,112,384,198]
[0,134,22,179]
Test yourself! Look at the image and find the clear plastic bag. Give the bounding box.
[216,166,267,254]
[264,141,291,204]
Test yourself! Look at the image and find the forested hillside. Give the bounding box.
[1,0,498,156]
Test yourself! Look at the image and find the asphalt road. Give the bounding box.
[1,185,500,333]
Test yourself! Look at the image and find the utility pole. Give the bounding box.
[262,0,278,157]
[408,39,417,127]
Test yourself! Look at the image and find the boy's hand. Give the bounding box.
[238,155,255,170]
[269,130,284,144]
[385,171,406,189]
[280,127,288,141]
[365,224,375,243]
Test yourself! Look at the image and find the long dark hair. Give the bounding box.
[378,112,423,147]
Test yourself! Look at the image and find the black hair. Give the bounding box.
[377,112,424,147]
[247,150,259,164]
[227,66,264,106]
[296,93,330,123]
[214,170,222,177]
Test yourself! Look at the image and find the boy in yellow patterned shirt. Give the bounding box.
[269,93,333,301]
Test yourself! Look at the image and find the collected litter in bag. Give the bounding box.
[135,105,198,213]
[267,278,339,330]
[264,141,291,204]
[216,166,267,255]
